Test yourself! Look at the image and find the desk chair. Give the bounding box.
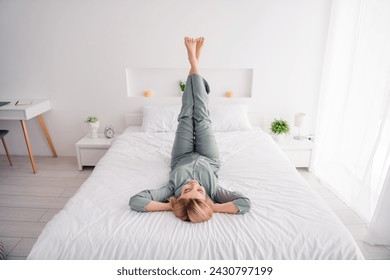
[0,130,12,166]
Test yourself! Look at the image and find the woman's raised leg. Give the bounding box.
[191,38,220,168]
[170,37,197,170]
[192,75,220,165]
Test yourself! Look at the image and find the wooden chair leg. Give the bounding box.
[1,137,12,166]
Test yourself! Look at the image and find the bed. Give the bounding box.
[27,110,364,259]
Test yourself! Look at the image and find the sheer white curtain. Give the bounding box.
[312,0,390,245]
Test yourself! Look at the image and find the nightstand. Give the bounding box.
[276,135,313,170]
[75,134,118,170]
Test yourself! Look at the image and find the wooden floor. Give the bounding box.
[0,156,92,260]
[0,155,389,260]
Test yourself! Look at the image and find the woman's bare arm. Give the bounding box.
[145,201,172,212]
[212,202,239,214]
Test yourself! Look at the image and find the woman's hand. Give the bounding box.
[145,201,172,212]
[212,202,239,214]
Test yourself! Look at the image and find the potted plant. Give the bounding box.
[85,115,99,138]
[270,118,290,141]
[179,80,186,96]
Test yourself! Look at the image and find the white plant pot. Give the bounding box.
[273,133,284,142]
[88,121,100,138]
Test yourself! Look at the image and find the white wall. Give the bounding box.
[0,0,331,156]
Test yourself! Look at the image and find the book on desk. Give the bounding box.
[0,100,33,107]
[0,101,10,107]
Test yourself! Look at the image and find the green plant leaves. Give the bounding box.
[86,116,98,123]
[270,118,290,134]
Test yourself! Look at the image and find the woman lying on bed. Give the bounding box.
[129,37,250,223]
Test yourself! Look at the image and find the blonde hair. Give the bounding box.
[170,197,213,223]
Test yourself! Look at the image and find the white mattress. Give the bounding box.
[28,127,364,259]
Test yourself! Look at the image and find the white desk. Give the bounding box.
[0,99,57,173]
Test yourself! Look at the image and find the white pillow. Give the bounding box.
[210,104,252,132]
[141,104,252,133]
[141,106,180,132]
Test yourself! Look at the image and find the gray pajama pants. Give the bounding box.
[170,74,220,171]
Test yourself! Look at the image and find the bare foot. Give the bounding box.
[184,37,198,67]
[196,37,204,61]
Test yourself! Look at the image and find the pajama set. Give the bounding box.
[129,74,251,214]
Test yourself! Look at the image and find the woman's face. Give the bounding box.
[180,179,206,200]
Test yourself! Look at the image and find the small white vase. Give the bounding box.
[88,121,100,138]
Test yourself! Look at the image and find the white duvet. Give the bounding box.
[28,127,364,259]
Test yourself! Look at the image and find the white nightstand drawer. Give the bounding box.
[79,148,108,166]
[76,134,119,170]
[283,150,311,167]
